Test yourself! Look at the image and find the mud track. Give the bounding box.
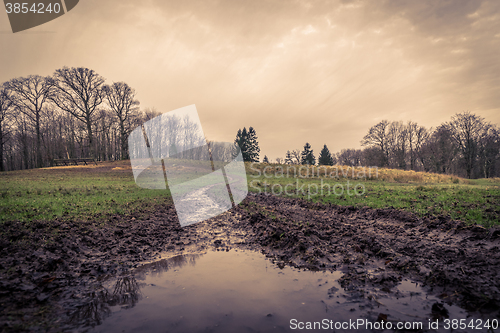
[1,193,499,331]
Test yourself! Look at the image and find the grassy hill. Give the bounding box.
[1,160,499,226]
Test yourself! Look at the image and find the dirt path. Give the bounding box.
[1,193,499,331]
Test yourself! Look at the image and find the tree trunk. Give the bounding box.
[0,128,3,172]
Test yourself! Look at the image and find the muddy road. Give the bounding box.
[1,193,499,332]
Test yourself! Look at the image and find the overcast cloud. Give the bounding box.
[1,0,499,160]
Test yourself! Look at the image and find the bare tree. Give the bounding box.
[387,121,408,169]
[406,121,418,170]
[103,82,140,159]
[50,67,105,158]
[361,120,389,166]
[337,148,362,166]
[291,149,301,164]
[0,86,14,171]
[448,112,490,179]
[420,125,457,174]
[4,75,52,168]
[478,126,500,178]
[141,107,161,122]
[414,125,429,171]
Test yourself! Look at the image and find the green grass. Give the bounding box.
[247,163,500,227]
[1,161,499,227]
[0,161,170,223]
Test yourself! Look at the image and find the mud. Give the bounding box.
[1,193,499,332]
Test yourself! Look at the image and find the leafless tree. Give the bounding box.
[414,125,429,170]
[103,82,140,159]
[0,86,14,171]
[478,126,500,178]
[361,120,389,166]
[337,148,362,166]
[420,125,458,174]
[50,67,105,158]
[290,149,301,164]
[448,112,490,179]
[4,75,52,168]
[387,121,408,169]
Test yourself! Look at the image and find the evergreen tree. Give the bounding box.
[318,144,334,166]
[285,150,293,164]
[263,155,269,163]
[300,142,316,165]
[246,127,260,162]
[234,126,260,162]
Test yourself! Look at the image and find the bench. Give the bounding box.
[53,158,97,166]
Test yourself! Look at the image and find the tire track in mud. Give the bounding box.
[233,194,500,313]
[1,193,499,331]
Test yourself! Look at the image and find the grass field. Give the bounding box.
[247,163,500,227]
[0,161,171,223]
[1,160,499,226]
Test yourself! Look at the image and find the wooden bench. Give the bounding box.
[53,158,97,166]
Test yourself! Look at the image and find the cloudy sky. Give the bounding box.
[1,0,499,161]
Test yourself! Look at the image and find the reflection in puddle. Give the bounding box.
[75,251,495,333]
[71,276,143,326]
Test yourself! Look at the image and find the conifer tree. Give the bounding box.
[234,126,260,162]
[318,144,334,166]
[263,155,269,163]
[300,142,316,165]
[285,150,293,164]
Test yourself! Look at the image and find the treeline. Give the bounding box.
[2,68,498,180]
[275,112,500,179]
[0,67,164,171]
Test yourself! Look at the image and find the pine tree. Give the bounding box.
[234,127,260,162]
[263,155,269,163]
[246,127,260,162]
[318,144,334,166]
[300,142,316,165]
[285,150,293,164]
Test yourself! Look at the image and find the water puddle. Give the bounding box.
[74,250,497,333]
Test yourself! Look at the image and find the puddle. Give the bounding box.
[74,250,498,333]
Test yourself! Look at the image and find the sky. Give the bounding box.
[1,0,499,161]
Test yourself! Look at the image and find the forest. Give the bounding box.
[1,66,499,180]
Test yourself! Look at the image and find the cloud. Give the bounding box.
[1,0,499,159]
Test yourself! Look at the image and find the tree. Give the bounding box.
[235,128,248,160]
[361,146,385,167]
[234,126,260,162]
[420,125,457,174]
[4,75,53,168]
[246,127,260,162]
[387,121,408,169]
[361,120,389,166]
[0,86,14,171]
[291,149,301,164]
[478,126,500,178]
[318,144,334,166]
[413,125,429,171]
[448,112,490,179]
[275,157,284,164]
[337,149,362,166]
[263,155,269,163]
[284,150,293,164]
[300,142,315,165]
[103,82,140,159]
[50,67,106,158]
